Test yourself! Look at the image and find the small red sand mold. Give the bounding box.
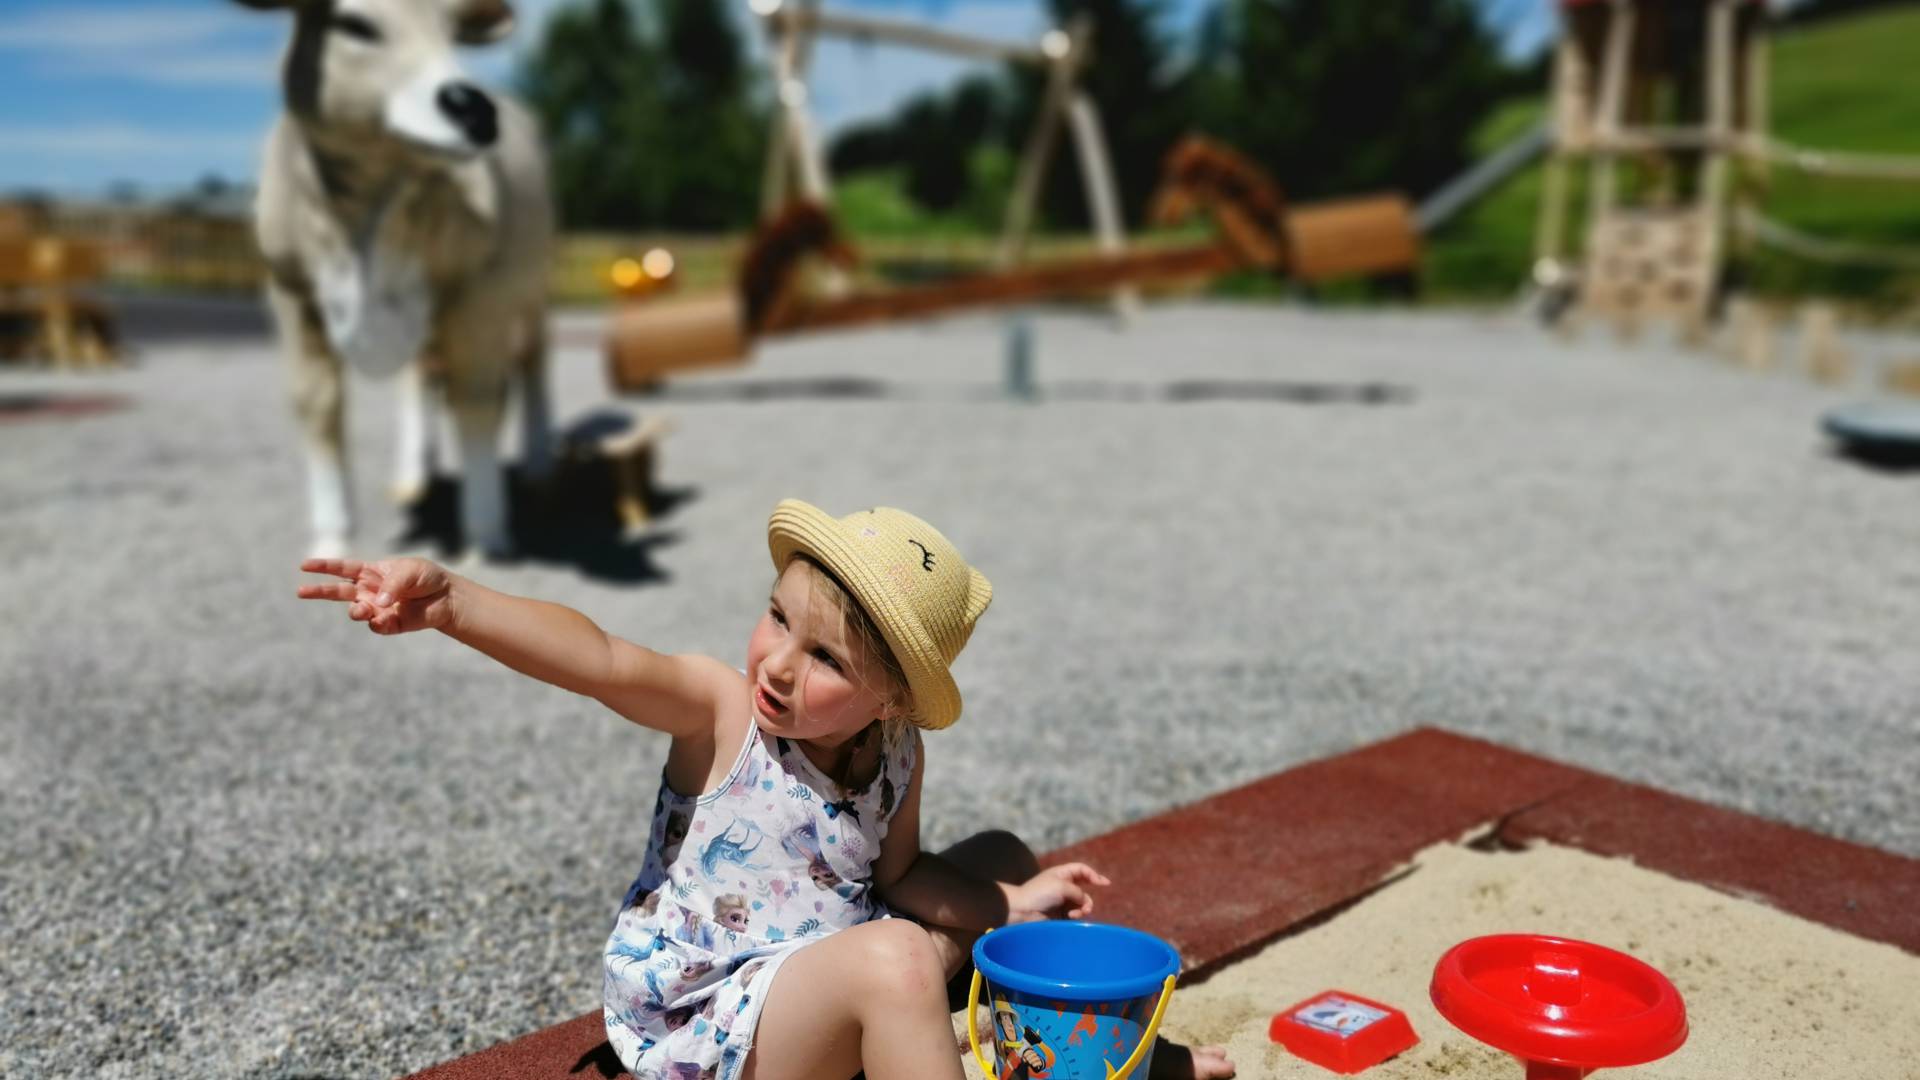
[1268,990,1418,1074]
[1429,934,1688,1080]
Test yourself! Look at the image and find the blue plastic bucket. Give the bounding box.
[968,921,1180,1080]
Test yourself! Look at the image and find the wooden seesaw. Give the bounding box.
[604,135,1422,393]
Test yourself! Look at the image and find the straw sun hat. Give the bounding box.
[767,499,992,730]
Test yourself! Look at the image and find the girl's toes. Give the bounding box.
[1192,1046,1235,1079]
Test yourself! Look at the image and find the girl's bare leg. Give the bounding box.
[739,918,966,1080]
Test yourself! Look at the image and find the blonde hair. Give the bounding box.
[782,554,914,736]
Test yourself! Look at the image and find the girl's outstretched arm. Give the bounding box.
[296,557,733,738]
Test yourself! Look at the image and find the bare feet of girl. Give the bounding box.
[1150,1038,1236,1079]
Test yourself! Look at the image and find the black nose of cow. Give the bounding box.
[437,82,498,147]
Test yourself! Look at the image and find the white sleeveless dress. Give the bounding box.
[603,719,919,1080]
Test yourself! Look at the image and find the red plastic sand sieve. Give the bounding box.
[1429,934,1688,1080]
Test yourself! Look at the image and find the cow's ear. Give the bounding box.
[449,0,514,44]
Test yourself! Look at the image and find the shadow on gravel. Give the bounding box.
[0,392,133,423]
[398,466,695,584]
[1828,444,1920,474]
[1072,380,1413,405]
[636,377,1414,406]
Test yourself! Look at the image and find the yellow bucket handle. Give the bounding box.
[967,962,1177,1080]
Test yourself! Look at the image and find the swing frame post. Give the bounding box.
[751,0,1133,316]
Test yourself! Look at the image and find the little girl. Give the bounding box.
[298,499,1234,1080]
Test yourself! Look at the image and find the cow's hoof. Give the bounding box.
[460,540,515,567]
[389,477,430,507]
[308,535,353,560]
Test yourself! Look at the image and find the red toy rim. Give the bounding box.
[1429,934,1688,1069]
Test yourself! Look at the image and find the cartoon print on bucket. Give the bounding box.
[968,921,1181,1080]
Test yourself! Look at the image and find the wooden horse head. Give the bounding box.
[738,202,860,334]
[1148,135,1290,270]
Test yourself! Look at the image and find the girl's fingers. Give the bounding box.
[1062,863,1110,888]
[299,557,364,581]
[296,582,358,602]
[348,602,372,621]
[376,559,433,602]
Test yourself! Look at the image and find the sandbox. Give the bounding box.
[1153,840,1918,1079]
[407,731,1918,1080]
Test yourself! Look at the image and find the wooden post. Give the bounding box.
[1882,360,1920,399]
[1798,301,1848,385]
[1535,33,1583,287]
[1699,0,1735,257]
[998,17,1087,267]
[1588,0,1636,227]
[760,0,832,216]
[759,10,799,218]
[1065,91,1136,320]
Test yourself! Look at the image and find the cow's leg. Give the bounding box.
[515,318,555,483]
[390,358,437,506]
[446,369,513,560]
[270,283,354,558]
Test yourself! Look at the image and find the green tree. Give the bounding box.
[1008,0,1189,230]
[1188,0,1515,203]
[515,0,765,230]
[831,75,1008,213]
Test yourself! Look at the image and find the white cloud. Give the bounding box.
[0,3,280,87]
[59,51,282,87]
[0,6,248,51]
[0,124,261,160]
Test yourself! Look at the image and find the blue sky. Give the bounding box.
[0,0,1553,197]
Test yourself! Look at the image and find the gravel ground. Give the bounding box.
[3,303,1915,1079]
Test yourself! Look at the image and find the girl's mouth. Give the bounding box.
[755,685,788,719]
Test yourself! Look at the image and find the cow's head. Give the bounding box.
[236,0,514,159]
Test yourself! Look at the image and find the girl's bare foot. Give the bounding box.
[1149,1038,1236,1080]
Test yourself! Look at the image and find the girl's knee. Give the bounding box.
[854,920,947,999]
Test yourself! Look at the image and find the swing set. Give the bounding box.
[602,0,1423,391]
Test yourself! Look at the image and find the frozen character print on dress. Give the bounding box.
[603,719,918,1080]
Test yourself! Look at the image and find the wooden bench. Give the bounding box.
[0,230,116,368]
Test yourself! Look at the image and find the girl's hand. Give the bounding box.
[1007,863,1111,923]
[297,557,455,635]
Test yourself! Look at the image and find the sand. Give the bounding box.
[1145,841,1919,1080]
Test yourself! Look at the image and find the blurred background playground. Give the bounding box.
[4,0,1919,338]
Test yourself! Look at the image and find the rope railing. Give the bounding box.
[1753,138,1920,183]
[1736,208,1920,270]
[1564,128,1920,183]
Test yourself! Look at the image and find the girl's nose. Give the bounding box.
[764,641,797,684]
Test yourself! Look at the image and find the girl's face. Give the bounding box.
[746,562,898,744]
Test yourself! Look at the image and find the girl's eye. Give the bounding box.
[768,608,785,627]
[331,12,382,42]
[811,648,841,671]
